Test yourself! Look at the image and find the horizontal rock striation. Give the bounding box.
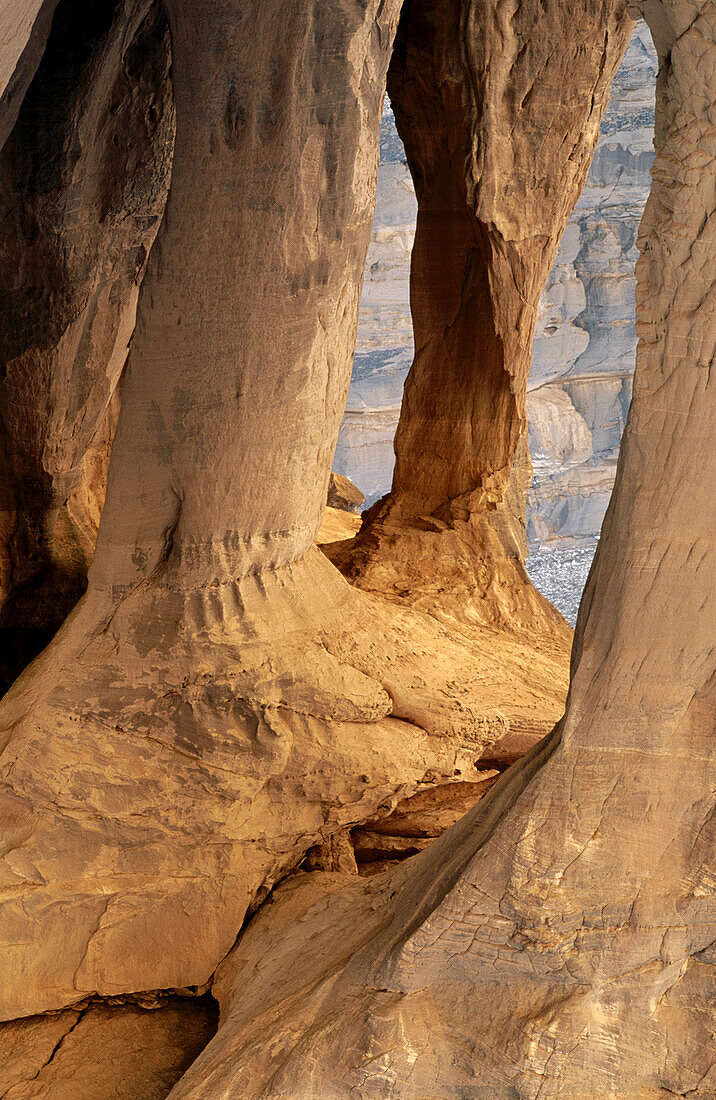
[527,21,657,551]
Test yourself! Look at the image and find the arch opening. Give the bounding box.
[334,20,658,626]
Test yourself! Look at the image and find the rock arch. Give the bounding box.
[0,0,711,1094]
[329,0,633,639]
[168,0,716,1094]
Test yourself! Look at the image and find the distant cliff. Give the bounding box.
[526,21,657,548]
[334,21,657,555]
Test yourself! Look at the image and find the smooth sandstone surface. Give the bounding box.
[167,0,716,1092]
[0,0,711,1093]
[0,0,568,1027]
[315,505,362,545]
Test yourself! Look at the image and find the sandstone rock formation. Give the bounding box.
[315,505,362,545]
[0,1,58,150]
[335,25,657,556]
[333,126,415,507]
[328,0,633,639]
[0,996,217,1099]
[327,471,365,513]
[0,0,712,1093]
[166,0,716,1091]
[0,0,175,692]
[333,23,658,624]
[0,0,568,1034]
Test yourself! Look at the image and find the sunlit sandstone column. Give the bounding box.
[0,0,420,1022]
[169,2,716,1095]
[0,0,568,1029]
[91,0,398,593]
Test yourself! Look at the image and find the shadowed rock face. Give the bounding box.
[0,0,175,693]
[0,1,59,151]
[0,996,217,1098]
[162,0,716,1094]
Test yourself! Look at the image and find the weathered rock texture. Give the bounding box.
[0,0,568,1031]
[0,0,711,1092]
[0,0,175,693]
[329,0,633,639]
[316,505,362,545]
[166,0,716,1092]
[327,471,365,513]
[0,996,217,1098]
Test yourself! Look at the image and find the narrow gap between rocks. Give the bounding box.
[332,22,657,627]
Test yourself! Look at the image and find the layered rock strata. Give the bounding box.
[527,20,657,550]
[0,0,568,1035]
[166,0,716,1092]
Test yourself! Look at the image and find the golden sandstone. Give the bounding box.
[0,0,713,1095]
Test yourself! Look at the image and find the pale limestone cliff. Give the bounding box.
[527,20,657,551]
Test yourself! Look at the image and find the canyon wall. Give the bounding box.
[527,20,657,550]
